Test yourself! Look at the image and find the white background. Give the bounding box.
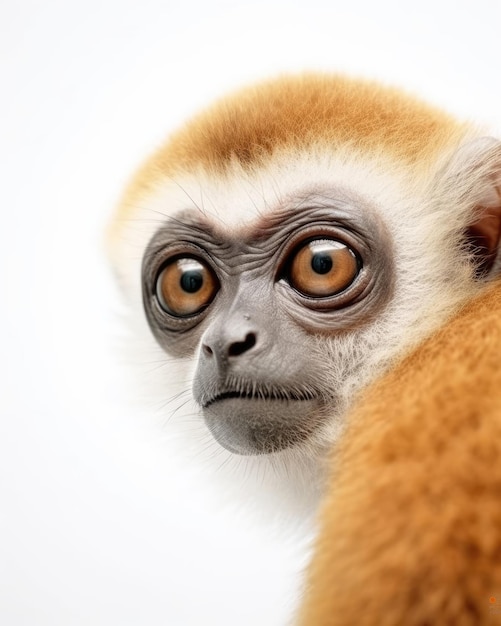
[1,1,500,625]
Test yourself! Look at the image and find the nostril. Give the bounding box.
[203,344,213,357]
[228,332,257,357]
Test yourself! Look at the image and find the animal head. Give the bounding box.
[107,74,501,507]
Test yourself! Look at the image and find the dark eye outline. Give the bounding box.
[153,254,220,319]
[282,237,362,298]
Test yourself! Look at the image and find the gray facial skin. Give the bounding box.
[142,189,394,455]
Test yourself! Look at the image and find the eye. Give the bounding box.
[155,257,219,317]
[287,239,360,297]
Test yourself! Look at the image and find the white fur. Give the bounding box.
[109,137,498,517]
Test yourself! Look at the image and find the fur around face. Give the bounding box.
[297,280,501,626]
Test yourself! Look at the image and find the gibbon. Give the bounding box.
[107,73,501,622]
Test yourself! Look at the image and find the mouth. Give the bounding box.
[202,387,318,409]
[198,383,324,455]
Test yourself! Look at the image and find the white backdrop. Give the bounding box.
[1,1,500,625]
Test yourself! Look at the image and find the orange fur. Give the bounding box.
[109,73,468,238]
[297,280,501,626]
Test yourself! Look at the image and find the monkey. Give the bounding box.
[107,73,501,514]
[297,279,501,626]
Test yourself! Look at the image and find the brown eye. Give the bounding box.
[288,239,360,297]
[155,257,219,317]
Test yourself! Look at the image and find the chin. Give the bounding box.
[201,396,326,455]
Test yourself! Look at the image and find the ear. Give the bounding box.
[445,137,501,277]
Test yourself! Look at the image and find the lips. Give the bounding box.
[201,387,319,409]
[201,391,323,455]
[196,378,326,454]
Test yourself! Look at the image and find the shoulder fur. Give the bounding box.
[298,280,501,626]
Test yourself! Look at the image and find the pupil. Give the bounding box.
[180,270,204,293]
[311,253,333,275]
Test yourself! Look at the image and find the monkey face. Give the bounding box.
[141,190,394,455]
[110,75,501,468]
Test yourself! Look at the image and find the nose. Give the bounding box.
[202,331,257,359]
